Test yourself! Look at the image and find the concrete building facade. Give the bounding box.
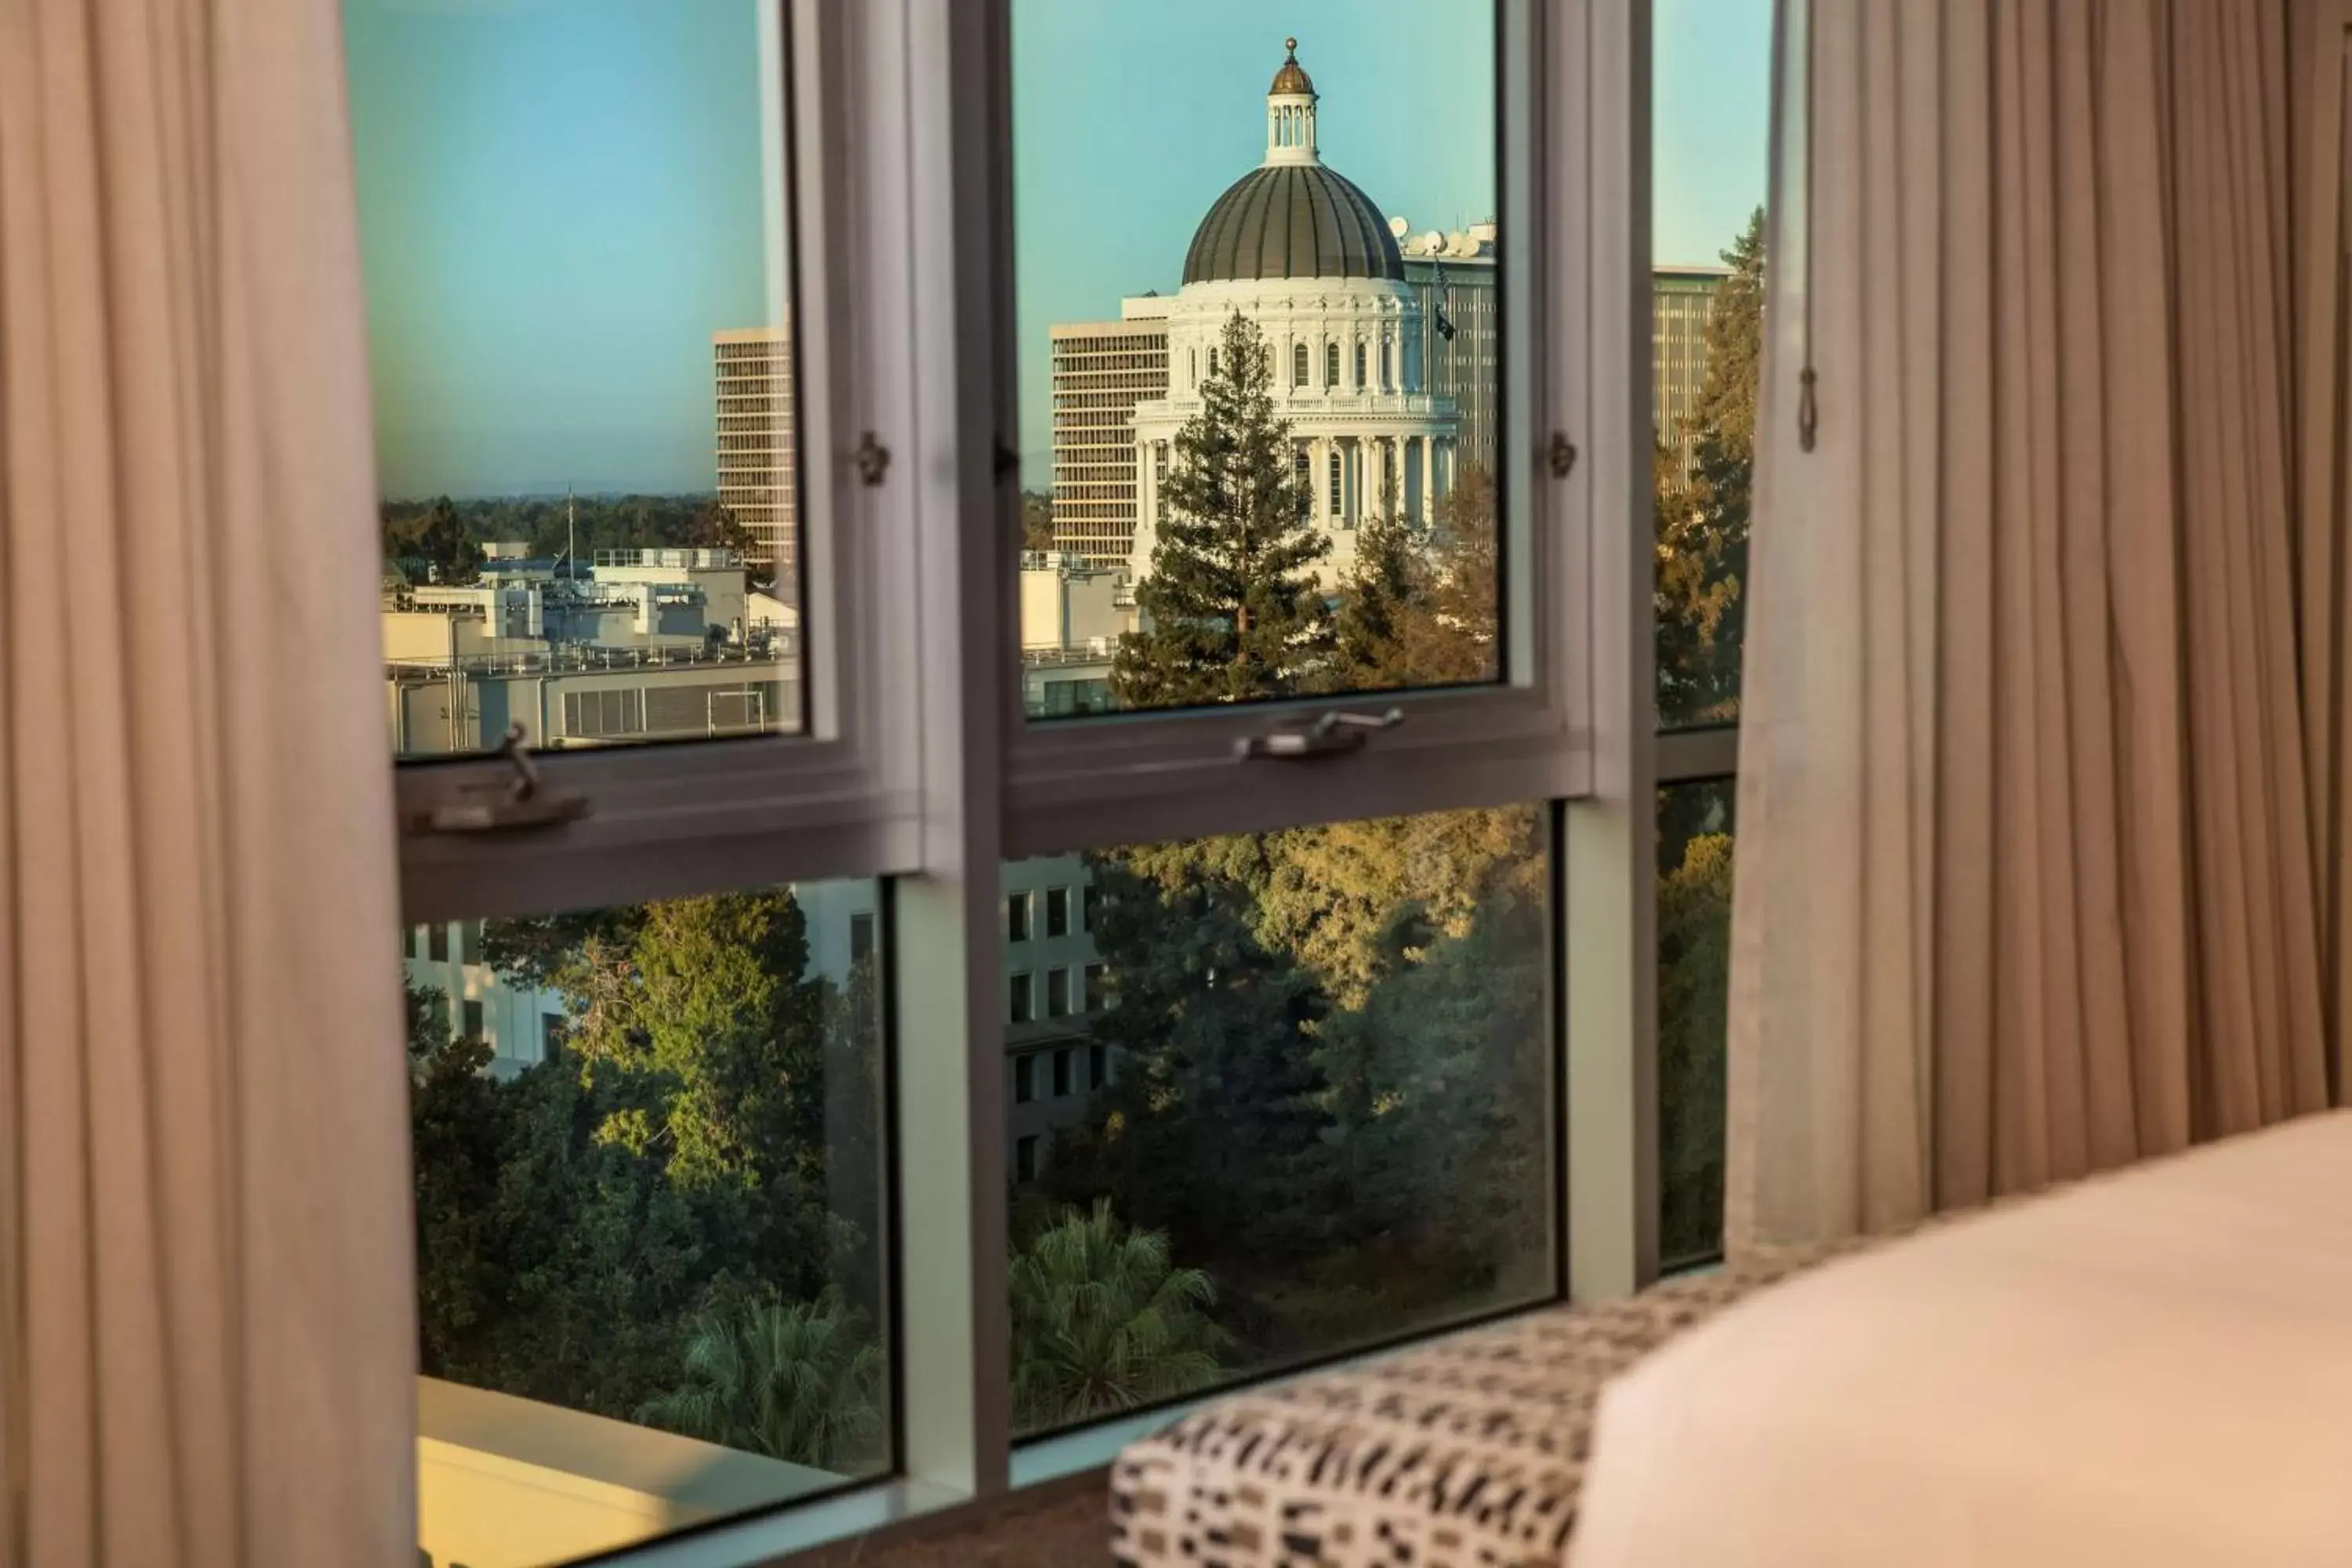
[1653,264,1731,482]
[713,325,795,582]
[1048,309,1171,570]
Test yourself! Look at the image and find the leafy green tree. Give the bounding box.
[637,1294,884,1472]
[684,497,758,557]
[1113,311,1330,706]
[1009,1201,1229,1431]
[1019,490,1058,555]
[390,495,485,586]
[1657,208,1762,727]
[1659,826,1734,1263]
[553,891,829,1196]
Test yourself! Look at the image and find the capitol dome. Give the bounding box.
[1181,165,1404,285]
[1181,39,1406,287]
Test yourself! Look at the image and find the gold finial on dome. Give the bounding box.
[1270,38,1316,96]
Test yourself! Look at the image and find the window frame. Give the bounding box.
[988,0,1596,861]
[383,0,1668,1559]
[391,0,928,928]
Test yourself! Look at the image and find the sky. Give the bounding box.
[347,0,1770,501]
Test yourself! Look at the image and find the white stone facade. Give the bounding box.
[1123,45,1458,590]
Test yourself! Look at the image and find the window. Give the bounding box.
[428,924,448,964]
[353,0,805,763]
[400,883,891,1566]
[1650,0,1766,1274]
[1659,779,1734,1268]
[369,0,1639,1555]
[1001,804,1555,1437]
[1293,340,1309,387]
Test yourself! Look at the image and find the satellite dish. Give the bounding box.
[1421,230,1445,254]
[1388,214,1410,238]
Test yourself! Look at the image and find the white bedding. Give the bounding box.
[1574,1109,2352,1567]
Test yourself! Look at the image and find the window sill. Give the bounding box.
[568,1291,1578,1568]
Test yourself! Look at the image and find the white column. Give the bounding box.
[1421,434,1438,521]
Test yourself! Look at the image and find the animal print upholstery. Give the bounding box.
[1109,1240,1879,1568]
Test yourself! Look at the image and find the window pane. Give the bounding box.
[404,879,889,1566]
[1045,887,1071,938]
[1008,891,1033,942]
[1003,804,1554,1437]
[350,0,806,760]
[1014,8,1503,717]
[1653,2,1769,728]
[1658,780,1735,1269]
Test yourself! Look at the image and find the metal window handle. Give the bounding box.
[405,724,591,834]
[1236,707,1404,761]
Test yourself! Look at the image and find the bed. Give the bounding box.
[1573,1109,2352,1566]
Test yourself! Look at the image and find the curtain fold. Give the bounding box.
[1730,0,2330,1250]
[0,2,415,1565]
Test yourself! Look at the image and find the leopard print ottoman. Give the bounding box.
[1109,1243,1870,1568]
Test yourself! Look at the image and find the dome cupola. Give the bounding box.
[1179,39,1406,286]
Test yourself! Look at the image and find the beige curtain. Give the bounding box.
[1728,0,2329,1249]
[0,2,415,1566]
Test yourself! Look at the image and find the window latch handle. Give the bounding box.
[1236,706,1404,761]
[405,723,591,835]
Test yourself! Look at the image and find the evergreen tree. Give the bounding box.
[1330,503,1417,690]
[1113,312,1330,706]
[1657,208,1763,726]
[1047,850,1338,1265]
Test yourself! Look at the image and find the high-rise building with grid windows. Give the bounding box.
[1653,265,1730,484]
[1048,309,1171,569]
[713,325,794,583]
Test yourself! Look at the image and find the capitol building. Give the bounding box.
[1048,41,1494,590]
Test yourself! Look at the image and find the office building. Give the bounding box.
[1049,310,1171,569]
[1654,264,1731,482]
[713,325,795,582]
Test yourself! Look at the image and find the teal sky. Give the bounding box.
[347,0,1769,501]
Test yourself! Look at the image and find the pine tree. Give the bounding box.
[1113,312,1330,707]
[1657,208,1763,727]
[1330,503,1417,690]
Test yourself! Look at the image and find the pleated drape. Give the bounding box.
[0,2,415,1565]
[1729,0,2330,1250]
